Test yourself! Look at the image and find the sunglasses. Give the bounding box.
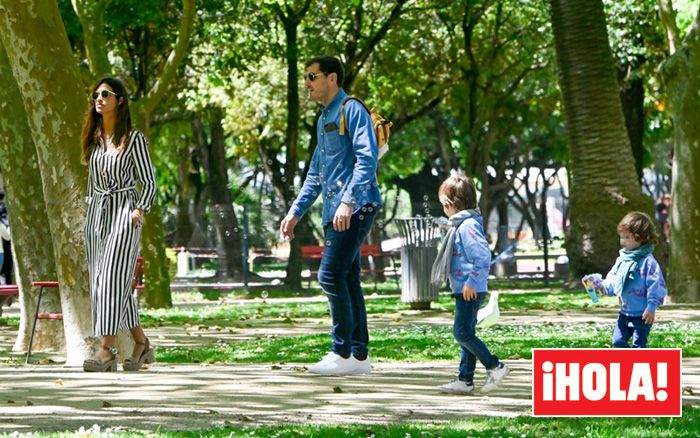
[92,89,118,100]
[303,72,325,82]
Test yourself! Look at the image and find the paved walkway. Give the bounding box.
[0,297,698,433]
[1,358,698,433]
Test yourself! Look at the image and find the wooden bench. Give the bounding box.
[301,244,399,290]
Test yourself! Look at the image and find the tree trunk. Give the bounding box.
[659,7,700,303]
[131,111,172,309]
[617,67,645,183]
[0,43,63,352]
[193,111,242,279]
[0,1,93,364]
[174,140,195,247]
[494,201,510,253]
[549,0,654,276]
[140,203,172,309]
[394,164,444,217]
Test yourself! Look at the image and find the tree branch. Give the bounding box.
[139,0,195,115]
[72,0,112,79]
[658,0,682,55]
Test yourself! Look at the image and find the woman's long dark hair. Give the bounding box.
[80,77,132,164]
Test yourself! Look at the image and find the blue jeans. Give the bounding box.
[318,205,376,358]
[454,293,499,382]
[612,313,652,348]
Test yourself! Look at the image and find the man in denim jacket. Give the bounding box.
[280,56,382,375]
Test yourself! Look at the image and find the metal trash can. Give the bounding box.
[555,255,569,278]
[396,217,441,309]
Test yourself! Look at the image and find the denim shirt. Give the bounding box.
[290,90,382,225]
[449,216,491,295]
[601,253,667,317]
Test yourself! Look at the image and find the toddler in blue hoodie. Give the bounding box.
[585,211,667,348]
[431,174,508,394]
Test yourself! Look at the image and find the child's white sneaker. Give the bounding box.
[481,362,509,393]
[308,352,357,375]
[439,379,475,394]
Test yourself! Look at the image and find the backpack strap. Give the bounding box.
[339,96,371,136]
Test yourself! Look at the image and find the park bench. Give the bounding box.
[0,284,19,315]
[0,284,19,299]
[25,256,146,363]
[301,244,399,290]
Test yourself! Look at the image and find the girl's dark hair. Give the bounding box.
[617,211,659,245]
[438,174,477,211]
[80,77,132,164]
[305,55,344,88]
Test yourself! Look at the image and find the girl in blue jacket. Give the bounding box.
[586,211,667,348]
[431,174,508,394]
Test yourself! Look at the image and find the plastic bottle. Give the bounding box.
[582,273,603,303]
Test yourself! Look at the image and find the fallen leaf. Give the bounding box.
[6,400,14,404]
[683,386,695,396]
[240,415,253,422]
[54,379,63,386]
[25,401,34,406]
[333,386,343,393]
[271,365,282,370]
[102,401,113,408]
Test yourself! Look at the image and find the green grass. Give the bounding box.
[141,289,695,328]
[0,316,18,327]
[499,290,620,310]
[172,410,700,437]
[154,321,700,364]
[491,279,566,290]
[30,408,699,437]
[141,295,453,327]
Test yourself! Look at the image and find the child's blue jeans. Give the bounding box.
[454,293,499,382]
[613,313,652,348]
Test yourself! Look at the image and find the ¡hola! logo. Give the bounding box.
[532,348,682,417]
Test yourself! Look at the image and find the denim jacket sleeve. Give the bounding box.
[339,101,378,207]
[290,143,322,218]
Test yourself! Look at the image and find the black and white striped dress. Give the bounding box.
[84,130,156,337]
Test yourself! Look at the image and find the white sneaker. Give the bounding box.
[481,363,510,393]
[352,356,371,374]
[439,379,475,394]
[307,352,358,375]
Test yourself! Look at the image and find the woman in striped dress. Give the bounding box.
[80,77,157,372]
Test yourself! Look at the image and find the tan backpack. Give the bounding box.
[339,97,393,160]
